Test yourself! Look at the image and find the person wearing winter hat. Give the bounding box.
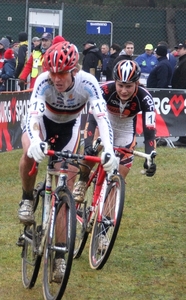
[18,32,28,43]
[4,35,14,48]
[52,35,65,45]
[147,45,172,88]
[4,48,14,60]
[0,48,16,91]
[15,31,28,79]
[31,36,41,51]
[0,37,10,50]
[157,41,177,73]
[18,32,52,89]
[0,37,10,74]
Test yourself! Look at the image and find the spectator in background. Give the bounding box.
[82,40,102,81]
[100,43,110,76]
[105,43,121,81]
[147,45,172,147]
[12,41,19,59]
[0,37,10,75]
[119,41,134,57]
[18,32,53,90]
[4,35,14,48]
[52,35,65,45]
[113,41,134,66]
[171,49,178,57]
[4,35,20,59]
[31,36,41,52]
[0,48,16,91]
[171,41,186,147]
[158,40,177,73]
[147,45,172,88]
[15,32,28,79]
[135,44,157,85]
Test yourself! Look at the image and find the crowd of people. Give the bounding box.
[0,31,65,91]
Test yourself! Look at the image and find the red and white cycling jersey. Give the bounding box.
[86,81,156,156]
[26,70,113,151]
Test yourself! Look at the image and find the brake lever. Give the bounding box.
[147,151,157,168]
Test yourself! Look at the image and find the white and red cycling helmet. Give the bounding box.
[44,41,79,73]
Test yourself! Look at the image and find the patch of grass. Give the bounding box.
[0,147,186,299]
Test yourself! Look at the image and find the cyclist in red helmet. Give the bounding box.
[73,60,156,203]
[18,41,118,279]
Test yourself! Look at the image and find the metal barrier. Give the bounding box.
[6,78,20,92]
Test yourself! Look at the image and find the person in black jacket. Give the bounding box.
[147,45,172,147]
[0,48,16,91]
[147,45,172,88]
[82,40,102,81]
[15,31,28,79]
[105,43,121,81]
[171,42,186,89]
[171,41,186,147]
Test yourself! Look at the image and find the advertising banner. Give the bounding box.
[0,88,186,152]
[136,89,186,137]
[0,91,31,152]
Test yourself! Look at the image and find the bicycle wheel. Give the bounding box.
[22,182,45,288]
[73,202,89,259]
[89,174,125,270]
[43,187,76,300]
[74,181,94,259]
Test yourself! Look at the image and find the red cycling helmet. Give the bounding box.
[44,41,79,72]
[113,60,141,83]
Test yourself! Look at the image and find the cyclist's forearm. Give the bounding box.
[96,115,113,151]
[84,113,97,148]
[26,115,42,141]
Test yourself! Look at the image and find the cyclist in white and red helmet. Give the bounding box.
[18,41,118,267]
[19,40,117,217]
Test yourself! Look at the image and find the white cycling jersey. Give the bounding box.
[26,70,113,151]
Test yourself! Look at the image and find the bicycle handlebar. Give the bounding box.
[28,150,101,176]
[28,138,156,176]
[114,146,156,168]
[94,137,156,166]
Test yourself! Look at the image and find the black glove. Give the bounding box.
[84,145,98,156]
[143,160,156,177]
[18,79,26,91]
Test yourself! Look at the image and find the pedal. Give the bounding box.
[16,234,25,247]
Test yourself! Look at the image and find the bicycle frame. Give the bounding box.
[19,148,79,298]
[76,160,108,232]
[25,156,70,257]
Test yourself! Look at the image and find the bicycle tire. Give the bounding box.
[73,181,95,259]
[73,202,89,259]
[89,174,125,270]
[43,187,76,300]
[22,182,45,288]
